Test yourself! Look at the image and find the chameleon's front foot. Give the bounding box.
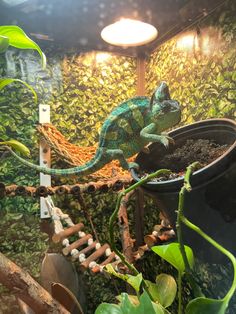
[160,134,175,148]
[128,162,140,171]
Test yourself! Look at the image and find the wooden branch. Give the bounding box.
[0,252,69,314]
[118,190,135,264]
[136,244,149,258]
[144,225,175,247]
[0,176,132,198]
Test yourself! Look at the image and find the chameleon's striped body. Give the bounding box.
[9,82,181,177]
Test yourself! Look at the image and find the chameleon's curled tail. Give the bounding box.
[7,147,106,176]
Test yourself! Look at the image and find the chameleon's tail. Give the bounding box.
[7,147,106,176]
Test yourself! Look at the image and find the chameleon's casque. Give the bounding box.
[9,82,181,176]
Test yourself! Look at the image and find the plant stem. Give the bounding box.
[177,162,200,272]
[109,169,171,293]
[181,216,236,307]
[178,271,182,314]
[176,162,201,313]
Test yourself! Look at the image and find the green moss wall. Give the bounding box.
[146,0,236,125]
[0,49,137,312]
[0,0,236,311]
[48,52,137,146]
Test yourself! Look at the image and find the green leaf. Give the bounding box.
[186,297,227,314]
[145,280,161,303]
[152,243,194,275]
[105,264,143,293]
[0,25,46,68]
[145,275,177,308]
[7,213,23,220]
[116,294,139,306]
[0,139,30,157]
[0,35,9,53]
[96,292,165,314]
[95,303,122,314]
[127,273,143,293]
[0,78,37,103]
[119,291,163,314]
[105,264,129,282]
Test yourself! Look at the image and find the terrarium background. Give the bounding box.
[0,0,235,312]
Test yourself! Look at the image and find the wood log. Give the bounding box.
[62,234,92,256]
[0,252,69,314]
[35,186,49,197]
[1,176,132,198]
[55,185,70,195]
[52,223,84,243]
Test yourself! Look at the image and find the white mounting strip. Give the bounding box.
[39,104,51,218]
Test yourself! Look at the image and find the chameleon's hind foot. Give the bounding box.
[128,162,139,170]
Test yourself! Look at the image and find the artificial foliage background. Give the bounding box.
[0,0,236,312]
[0,49,137,312]
[146,0,236,124]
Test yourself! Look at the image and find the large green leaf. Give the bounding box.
[0,78,37,103]
[119,291,164,314]
[186,297,227,314]
[155,274,177,308]
[95,292,165,314]
[152,243,194,275]
[0,35,9,53]
[0,25,46,68]
[116,295,140,306]
[145,275,177,308]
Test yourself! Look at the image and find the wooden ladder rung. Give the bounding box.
[91,252,116,274]
[62,234,92,256]
[80,243,109,271]
[52,223,84,243]
[71,241,97,261]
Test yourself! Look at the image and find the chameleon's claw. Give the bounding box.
[160,134,175,148]
[167,136,175,145]
[141,146,150,154]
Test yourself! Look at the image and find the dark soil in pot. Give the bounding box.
[137,138,230,182]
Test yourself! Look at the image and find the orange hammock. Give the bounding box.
[37,123,133,180]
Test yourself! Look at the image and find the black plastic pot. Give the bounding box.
[131,118,236,262]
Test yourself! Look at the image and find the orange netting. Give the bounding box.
[37,123,133,180]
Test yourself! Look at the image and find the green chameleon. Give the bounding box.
[7,82,181,176]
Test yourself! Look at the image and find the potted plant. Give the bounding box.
[131,118,236,262]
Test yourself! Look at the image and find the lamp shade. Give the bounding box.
[101,18,158,47]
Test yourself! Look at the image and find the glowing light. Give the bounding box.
[95,52,111,63]
[101,18,158,47]
[176,32,199,52]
